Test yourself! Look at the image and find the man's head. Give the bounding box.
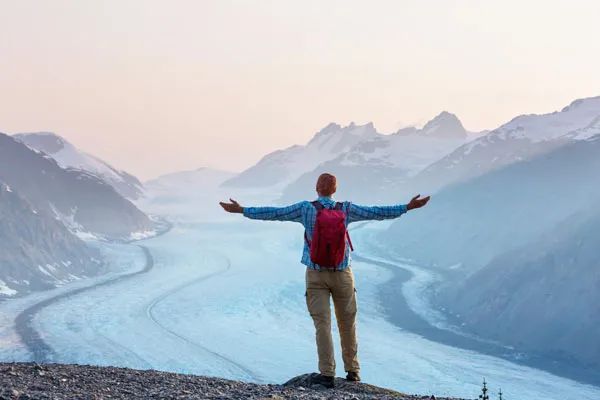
[316,173,337,197]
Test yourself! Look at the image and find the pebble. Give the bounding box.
[0,362,466,400]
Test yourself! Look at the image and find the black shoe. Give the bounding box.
[310,373,335,389]
[346,371,361,382]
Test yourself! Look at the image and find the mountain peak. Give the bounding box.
[316,122,342,134]
[14,132,66,154]
[14,131,144,200]
[309,121,377,145]
[560,95,600,113]
[394,126,419,136]
[421,112,467,138]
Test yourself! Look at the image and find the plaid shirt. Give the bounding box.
[243,196,408,270]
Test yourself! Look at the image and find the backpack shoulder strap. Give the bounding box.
[334,202,355,251]
[311,200,324,211]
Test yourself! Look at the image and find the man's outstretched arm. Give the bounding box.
[347,194,430,223]
[219,199,305,222]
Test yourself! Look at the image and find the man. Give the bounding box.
[219,173,430,388]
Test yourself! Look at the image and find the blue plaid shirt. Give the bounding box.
[243,196,408,270]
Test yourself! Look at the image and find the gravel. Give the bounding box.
[0,363,465,400]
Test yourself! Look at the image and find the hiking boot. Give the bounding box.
[346,371,361,382]
[310,373,335,388]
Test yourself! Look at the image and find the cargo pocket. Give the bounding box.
[305,290,310,311]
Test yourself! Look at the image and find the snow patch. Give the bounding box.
[37,265,55,277]
[74,230,102,241]
[128,230,158,241]
[563,116,600,141]
[0,280,17,296]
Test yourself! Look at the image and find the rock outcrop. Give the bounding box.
[0,363,463,400]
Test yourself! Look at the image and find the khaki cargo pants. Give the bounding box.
[305,267,359,377]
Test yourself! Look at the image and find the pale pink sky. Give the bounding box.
[1,0,599,180]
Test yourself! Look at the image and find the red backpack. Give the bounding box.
[305,201,354,269]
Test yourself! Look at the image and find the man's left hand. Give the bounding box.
[407,194,431,211]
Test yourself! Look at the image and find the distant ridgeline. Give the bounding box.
[223,112,474,203]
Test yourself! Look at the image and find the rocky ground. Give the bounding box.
[0,363,466,400]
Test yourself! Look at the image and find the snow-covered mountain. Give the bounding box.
[0,133,152,239]
[0,181,102,297]
[336,112,468,174]
[413,96,600,195]
[221,122,379,189]
[420,111,469,139]
[383,127,600,271]
[279,112,469,203]
[14,132,144,199]
[380,131,600,376]
[497,96,600,142]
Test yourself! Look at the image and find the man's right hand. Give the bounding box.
[407,194,431,211]
[219,198,244,213]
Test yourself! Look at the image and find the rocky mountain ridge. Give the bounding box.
[0,132,152,239]
[223,111,475,197]
[0,181,102,297]
[413,96,600,194]
[14,132,144,200]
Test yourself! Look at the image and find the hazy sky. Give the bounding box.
[1,0,599,179]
